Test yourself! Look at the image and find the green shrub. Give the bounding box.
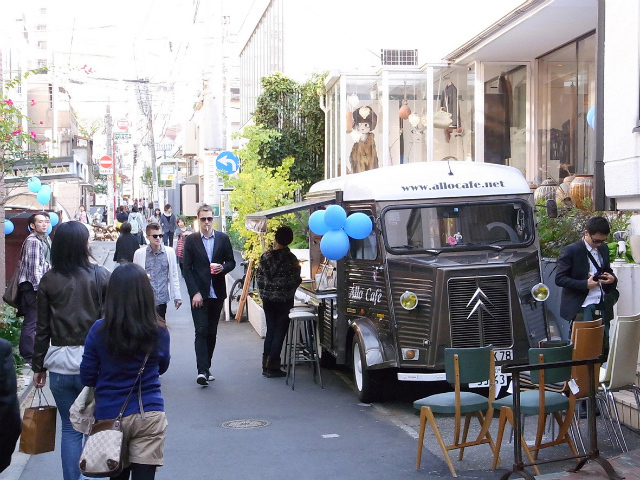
[0,304,25,373]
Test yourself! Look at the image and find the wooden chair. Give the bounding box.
[414,345,498,477]
[491,344,577,475]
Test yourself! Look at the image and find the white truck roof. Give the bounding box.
[308,161,531,202]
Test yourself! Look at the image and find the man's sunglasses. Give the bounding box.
[199,217,214,222]
[148,234,163,239]
[589,234,605,245]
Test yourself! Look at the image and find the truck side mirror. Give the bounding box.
[545,199,558,219]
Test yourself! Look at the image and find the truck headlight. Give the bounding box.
[400,291,418,310]
[531,283,549,301]
[402,348,419,360]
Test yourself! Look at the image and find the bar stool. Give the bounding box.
[285,308,323,390]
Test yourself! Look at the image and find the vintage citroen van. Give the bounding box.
[247,161,550,402]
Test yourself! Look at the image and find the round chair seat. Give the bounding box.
[413,391,489,415]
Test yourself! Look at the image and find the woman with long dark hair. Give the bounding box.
[32,221,111,480]
[81,263,170,480]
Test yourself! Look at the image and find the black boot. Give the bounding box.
[266,356,286,378]
[262,354,269,376]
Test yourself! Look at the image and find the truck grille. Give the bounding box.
[390,277,435,348]
[448,276,512,348]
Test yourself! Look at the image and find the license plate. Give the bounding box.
[469,366,509,389]
[493,348,513,362]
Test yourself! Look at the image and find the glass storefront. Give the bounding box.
[537,33,596,184]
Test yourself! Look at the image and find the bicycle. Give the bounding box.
[228,260,251,319]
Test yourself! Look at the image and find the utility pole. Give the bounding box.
[105,105,115,223]
[131,79,159,208]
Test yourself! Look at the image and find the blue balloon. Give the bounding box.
[4,219,14,235]
[49,212,59,227]
[27,176,42,193]
[37,188,51,206]
[46,223,52,235]
[320,229,350,261]
[309,210,330,235]
[324,205,347,229]
[344,213,373,240]
[587,105,596,129]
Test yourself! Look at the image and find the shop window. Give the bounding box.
[483,64,528,175]
[537,34,596,184]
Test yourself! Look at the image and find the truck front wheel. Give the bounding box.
[352,337,380,403]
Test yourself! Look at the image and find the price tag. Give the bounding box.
[568,378,580,395]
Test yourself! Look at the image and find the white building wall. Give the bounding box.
[603,0,640,211]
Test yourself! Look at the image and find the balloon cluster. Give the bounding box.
[308,205,373,260]
[28,176,52,206]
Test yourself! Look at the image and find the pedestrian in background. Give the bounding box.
[81,263,170,480]
[183,204,235,386]
[257,226,302,377]
[116,206,129,231]
[159,204,177,247]
[32,221,110,480]
[133,223,182,321]
[74,205,89,224]
[175,217,193,276]
[128,205,146,245]
[17,211,51,366]
[148,207,161,226]
[0,338,21,474]
[114,222,141,263]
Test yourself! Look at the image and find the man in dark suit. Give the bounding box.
[555,216,617,328]
[183,204,236,386]
[0,339,21,473]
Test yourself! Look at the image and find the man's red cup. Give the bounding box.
[210,263,221,274]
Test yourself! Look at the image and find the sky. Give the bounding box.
[7,0,524,141]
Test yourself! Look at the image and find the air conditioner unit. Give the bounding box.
[183,121,199,157]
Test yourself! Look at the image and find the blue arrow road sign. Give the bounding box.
[216,151,239,174]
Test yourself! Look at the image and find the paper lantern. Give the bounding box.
[320,229,350,260]
[398,100,411,120]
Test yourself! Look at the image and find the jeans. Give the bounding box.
[49,372,86,480]
[112,464,156,480]
[192,298,224,374]
[262,299,293,358]
[155,303,167,321]
[162,231,174,247]
[19,287,37,364]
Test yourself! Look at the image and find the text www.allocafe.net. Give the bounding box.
[401,180,506,192]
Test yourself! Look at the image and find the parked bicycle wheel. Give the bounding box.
[228,278,244,318]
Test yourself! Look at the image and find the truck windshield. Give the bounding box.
[382,201,534,253]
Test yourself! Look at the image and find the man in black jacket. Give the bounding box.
[183,204,236,386]
[555,216,617,330]
[0,339,21,473]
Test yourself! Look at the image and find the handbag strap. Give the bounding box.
[115,351,150,421]
[585,248,602,272]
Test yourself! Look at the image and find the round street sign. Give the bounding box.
[99,155,114,169]
[117,118,129,130]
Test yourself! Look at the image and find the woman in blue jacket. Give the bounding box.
[81,263,170,480]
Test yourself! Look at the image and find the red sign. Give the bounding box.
[99,155,114,169]
[117,118,129,130]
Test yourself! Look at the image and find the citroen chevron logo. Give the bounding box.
[466,287,494,319]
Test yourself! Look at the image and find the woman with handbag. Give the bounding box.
[81,263,170,480]
[32,221,111,480]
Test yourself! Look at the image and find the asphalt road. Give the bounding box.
[3,241,639,479]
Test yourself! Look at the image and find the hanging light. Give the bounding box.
[408,113,420,127]
[348,93,360,110]
[350,130,362,142]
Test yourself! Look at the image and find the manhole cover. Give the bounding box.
[220,419,271,429]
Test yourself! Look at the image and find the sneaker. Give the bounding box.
[197,373,209,386]
[206,371,215,382]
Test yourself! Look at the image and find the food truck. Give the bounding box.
[246,161,551,402]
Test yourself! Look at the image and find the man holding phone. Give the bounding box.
[556,216,618,330]
[183,205,236,386]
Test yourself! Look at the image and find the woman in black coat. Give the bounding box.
[113,222,141,263]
